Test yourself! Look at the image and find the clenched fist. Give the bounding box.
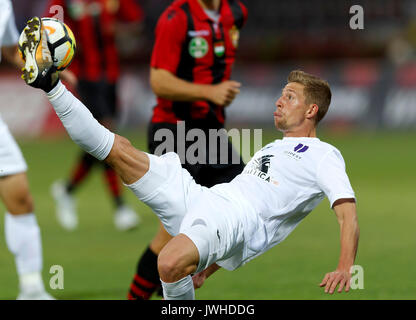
[207,80,241,107]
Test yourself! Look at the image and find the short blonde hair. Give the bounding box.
[288,70,332,123]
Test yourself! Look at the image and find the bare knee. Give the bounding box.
[0,174,34,214]
[157,234,199,283]
[158,252,183,283]
[8,190,34,214]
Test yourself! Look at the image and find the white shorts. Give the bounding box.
[126,152,246,273]
[0,124,27,177]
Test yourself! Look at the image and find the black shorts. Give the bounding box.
[148,122,245,188]
[77,80,117,121]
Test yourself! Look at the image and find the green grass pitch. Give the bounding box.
[0,128,415,299]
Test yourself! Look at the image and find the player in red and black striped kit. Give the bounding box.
[44,0,144,231]
[128,0,248,300]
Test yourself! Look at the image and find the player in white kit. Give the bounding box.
[0,3,53,299]
[21,16,360,299]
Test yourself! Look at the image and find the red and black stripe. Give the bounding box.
[128,275,160,300]
[172,2,195,121]
[228,0,245,29]
[91,14,106,79]
[208,20,227,123]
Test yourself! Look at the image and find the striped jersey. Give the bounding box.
[151,0,248,126]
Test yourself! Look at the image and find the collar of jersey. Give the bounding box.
[281,137,320,141]
[189,0,225,22]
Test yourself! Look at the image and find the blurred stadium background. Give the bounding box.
[0,0,415,299]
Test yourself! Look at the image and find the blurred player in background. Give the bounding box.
[0,0,53,299]
[44,0,144,231]
[127,0,248,300]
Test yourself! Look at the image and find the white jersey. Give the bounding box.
[0,0,26,176]
[211,137,355,270]
[0,0,19,129]
[0,0,19,61]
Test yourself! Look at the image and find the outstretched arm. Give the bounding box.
[319,198,359,294]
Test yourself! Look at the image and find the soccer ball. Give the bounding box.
[41,18,76,71]
[19,17,76,71]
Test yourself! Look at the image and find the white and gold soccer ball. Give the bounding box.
[19,17,76,71]
[41,18,76,71]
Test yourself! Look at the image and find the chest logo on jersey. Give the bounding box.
[189,37,209,58]
[243,154,277,184]
[284,143,309,160]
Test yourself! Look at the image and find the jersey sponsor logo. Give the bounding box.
[294,143,309,153]
[189,36,209,58]
[284,144,309,160]
[243,154,276,183]
[255,155,273,175]
[188,30,210,37]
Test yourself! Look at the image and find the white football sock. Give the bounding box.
[47,81,115,161]
[4,212,45,292]
[161,275,195,300]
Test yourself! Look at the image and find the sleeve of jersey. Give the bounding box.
[150,9,187,74]
[316,149,356,208]
[118,0,144,22]
[239,1,248,28]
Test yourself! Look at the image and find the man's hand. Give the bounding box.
[207,80,241,107]
[192,271,207,290]
[319,198,359,294]
[192,263,221,290]
[319,269,351,294]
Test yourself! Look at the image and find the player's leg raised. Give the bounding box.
[19,17,199,237]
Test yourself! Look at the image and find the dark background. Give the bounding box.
[2,0,416,132]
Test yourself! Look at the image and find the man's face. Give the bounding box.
[274,82,309,131]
